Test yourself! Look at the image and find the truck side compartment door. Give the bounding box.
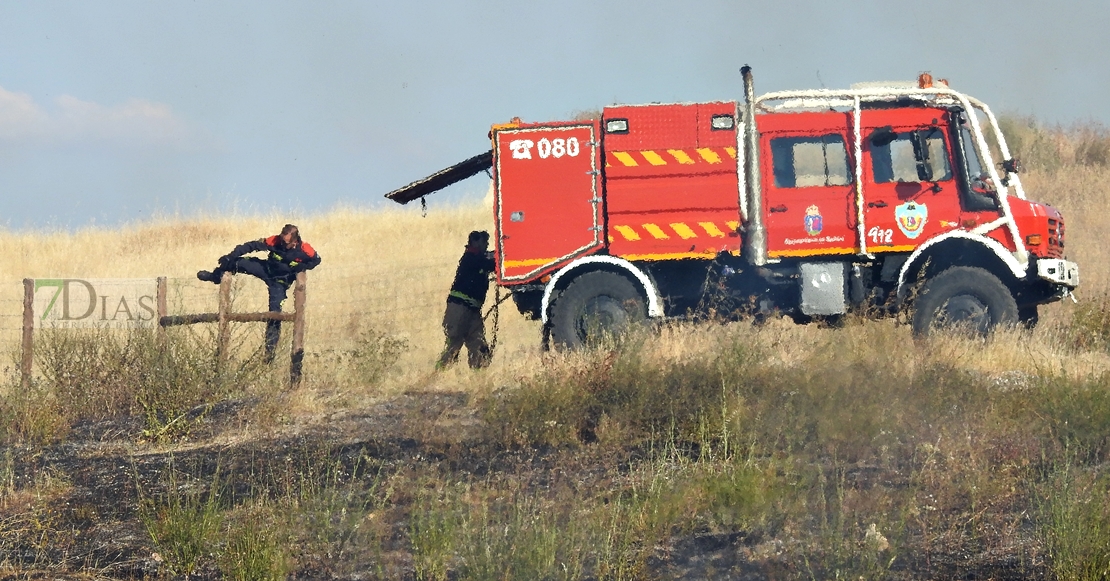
[493,123,604,282]
[603,102,741,261]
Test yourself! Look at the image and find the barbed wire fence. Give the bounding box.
[0,256,469,388]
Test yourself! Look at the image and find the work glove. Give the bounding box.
[218,254,235,267]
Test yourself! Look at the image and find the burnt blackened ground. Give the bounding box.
[0,390,1054,580]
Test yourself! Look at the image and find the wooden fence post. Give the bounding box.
[156,277,167,341]
[154,273,308,378]
[290,271,306,388]
[217,273,231,363]
[21,279,33,389]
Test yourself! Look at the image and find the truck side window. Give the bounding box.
[871,129,952,183]
[959,125,986,180]
[956,122,999,211]
[770,134,851,188]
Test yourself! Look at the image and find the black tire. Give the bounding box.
[1019,306,1039,329]
[549,271,646,349]
[911,266,1018,337]
[790,313,844,328]
[541,324,552,352]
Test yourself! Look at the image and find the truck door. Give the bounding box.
[860,111,962,252]
[493,122,604,282]
[760,112,858,258]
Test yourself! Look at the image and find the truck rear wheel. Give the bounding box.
[1019,306,1039,329]
[549,271,646,349]
[911,266,1018,337]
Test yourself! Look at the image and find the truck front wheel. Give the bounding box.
[549,271,646,349]
[911,266,1018,337]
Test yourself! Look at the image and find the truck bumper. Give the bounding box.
[1036,258,1079,288]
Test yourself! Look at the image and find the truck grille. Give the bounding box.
[1047,217,1064,256]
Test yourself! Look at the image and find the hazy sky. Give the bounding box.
[0,1,1105,229]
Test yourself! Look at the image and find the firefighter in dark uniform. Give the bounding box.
[437,230,496,369]
[197,224,321,361]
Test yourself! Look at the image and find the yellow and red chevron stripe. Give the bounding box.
[610,220,740,242]
[606,147,737,168]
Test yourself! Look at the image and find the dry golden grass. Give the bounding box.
[0,200,544,414]
[0,131,1105,413]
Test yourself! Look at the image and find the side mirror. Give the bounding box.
[912,129,934,182]
[1001,158,1023,174]
[869,126,897,147]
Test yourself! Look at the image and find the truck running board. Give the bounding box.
[384,150,493,204]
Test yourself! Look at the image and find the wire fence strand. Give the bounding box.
[0,264,467,335]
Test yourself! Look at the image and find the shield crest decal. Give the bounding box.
[895,202,928,239]
[804,205,823,236]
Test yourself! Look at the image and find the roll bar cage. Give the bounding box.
[738,76,1027,266]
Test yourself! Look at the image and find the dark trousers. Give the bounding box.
[437,301,490,369]
[215,257,289,359]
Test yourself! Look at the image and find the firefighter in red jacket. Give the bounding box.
[437,230,495,369]
[197,224,321,361]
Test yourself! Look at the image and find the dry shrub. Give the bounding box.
[1019,373,1110,464]
[0,382,69,444]
[306,323,409,393]
[1063,291,1110,352]
[31,327,266,440]
[1041,466,1110,581]
[0,467,75,570]
[1074,124,1110,168]
[999,114,1110,172]
[998,115,1068,172]
[219,500,295,581]
[483,327,763,449]
[483,320,998,464]
[478,318,1110,575]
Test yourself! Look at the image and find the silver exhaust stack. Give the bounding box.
[740,65,767,266]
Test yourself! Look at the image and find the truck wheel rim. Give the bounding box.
[577,296,630,340]
[936,295,990,334]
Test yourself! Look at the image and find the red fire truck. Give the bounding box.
[388,67,1079,348]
